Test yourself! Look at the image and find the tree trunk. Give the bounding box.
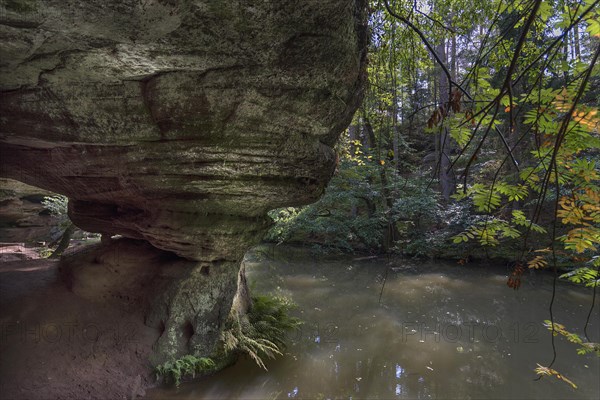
[435,39,454,201]
[573,25,581,59]
[50,223,75,258]
[451,30,457,81]
[390,21,400,173]
[349,123,359,218]
[363,112,400,250]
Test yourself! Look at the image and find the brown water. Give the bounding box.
[148,247,600,399]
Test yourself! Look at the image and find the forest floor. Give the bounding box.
[0,244,158,400]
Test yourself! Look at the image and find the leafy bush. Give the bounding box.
[41,195,69,228]
[266,159,386,253]
[266,163,479,257]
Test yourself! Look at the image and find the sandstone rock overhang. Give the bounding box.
[0,0,367,261]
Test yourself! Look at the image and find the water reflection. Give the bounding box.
[148,250,600,400]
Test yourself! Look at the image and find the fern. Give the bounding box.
[155,356,215,387]
[221,314,282,370]
[220,295,301,370]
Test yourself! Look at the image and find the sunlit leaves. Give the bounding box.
[534,364,578,389]
[583,4,600,37]
[539,319,600,384]
[560,266,599,287]
[565,160,600,187]
[473,187,502,212]
[497,183,529,201]
[449,125,473,147]
[543,320,600,357]
[558,197,586,225]
[344,139,377,167]
[454,183,535,213]
[556,186,600,254]
[527,255,548,269]
[560,226,600,253]
[571,108,599,131]
[511,210,547,233]
[451,208,547,247]
[587,18,600,37]
[453,217,522,246]
[537,1,554,24]
[453,184,499,212]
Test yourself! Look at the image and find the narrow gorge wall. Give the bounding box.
[0,0,367,363]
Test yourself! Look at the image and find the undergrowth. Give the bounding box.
[155,355,215,387]
[220,294,301,370]
[155,295,301,387]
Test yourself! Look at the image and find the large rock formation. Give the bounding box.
[0,0,366,364]
[0,178,58,243]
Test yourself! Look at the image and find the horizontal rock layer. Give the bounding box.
[0,0,367,261]
[0,178,58,243]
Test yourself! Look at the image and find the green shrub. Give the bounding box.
[42,195,69,227]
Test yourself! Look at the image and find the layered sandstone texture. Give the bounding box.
[0,0,366,261]
[0,178,58,244]
[0,0,366,364]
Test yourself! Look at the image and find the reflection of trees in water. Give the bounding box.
[302,329,505,399]
[397,351,500,397]
[241,255,598,399]
[297,273,512,398]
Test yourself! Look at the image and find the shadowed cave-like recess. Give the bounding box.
[0,0,367,364]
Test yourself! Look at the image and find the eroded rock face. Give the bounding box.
[0,0,367,261]
[59,238,242,363]
[0,0,367,363]
[0,178,58,243]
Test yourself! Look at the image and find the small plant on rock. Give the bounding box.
[220,294,301,370]
[155,355,215,387]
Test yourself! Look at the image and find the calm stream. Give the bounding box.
[148,246,600,399]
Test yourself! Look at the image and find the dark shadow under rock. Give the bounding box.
[59,238,251,366]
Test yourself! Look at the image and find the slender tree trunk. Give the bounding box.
[363,112,399,250]
[49,223,75,258]
[563,31,570,82]
[349,123,359,157]
[451,29,457,81]
[349,123,359,218]
[361,115,372,150]
[390,22,400,173]
[573,25,581,59]
[436,40,454,201]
